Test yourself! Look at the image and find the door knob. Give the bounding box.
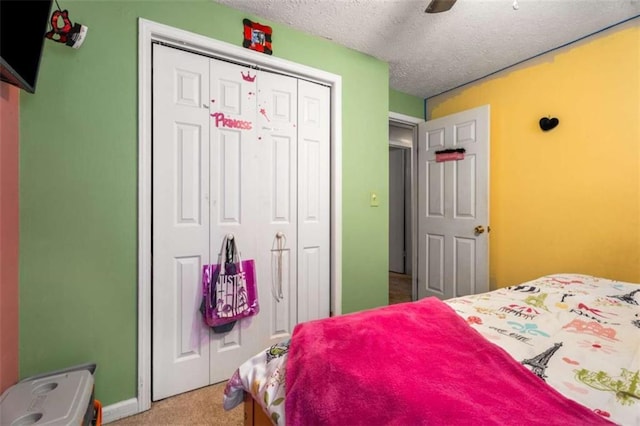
[474,225,485,234]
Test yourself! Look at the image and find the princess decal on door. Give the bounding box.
[210,112,253,129]
[241,71,256,82]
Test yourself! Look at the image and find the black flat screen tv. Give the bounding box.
[0,0,53,93]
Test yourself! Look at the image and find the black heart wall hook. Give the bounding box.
[539,116,559,131]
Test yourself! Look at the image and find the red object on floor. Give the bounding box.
[94,399,102,426]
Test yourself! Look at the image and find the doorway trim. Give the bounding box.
[136,18,343,416]
[388,112,421,301]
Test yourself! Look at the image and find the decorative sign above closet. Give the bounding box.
[243,18,272,55]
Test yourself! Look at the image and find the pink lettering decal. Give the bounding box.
[210,112,252,130]
[211,112,224,128]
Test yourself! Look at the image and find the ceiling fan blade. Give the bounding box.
[425,0,457,13]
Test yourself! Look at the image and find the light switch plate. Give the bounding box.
[370,192,379,207]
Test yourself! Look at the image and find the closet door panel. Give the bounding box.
[272,136,292,221]
[152,44,211,400]
[218,129,242,223]
[258,71,299,339]
[297,80,331,322]
[209,60,259,384]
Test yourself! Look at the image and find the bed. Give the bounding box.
[223,274,640,425]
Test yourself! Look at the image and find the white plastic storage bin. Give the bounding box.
[0,369,94,426]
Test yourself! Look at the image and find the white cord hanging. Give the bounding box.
[271,232,286,302]
[207,235,231,309]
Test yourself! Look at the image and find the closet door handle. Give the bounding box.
[271,233,287,302]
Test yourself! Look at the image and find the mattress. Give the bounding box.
[224,274,640,425]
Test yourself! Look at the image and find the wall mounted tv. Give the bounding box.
[0,0,53,93]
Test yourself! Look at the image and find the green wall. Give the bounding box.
[389,88,424,118]
[19,0,421,405]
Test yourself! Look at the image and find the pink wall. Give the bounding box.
[0,81,20,393]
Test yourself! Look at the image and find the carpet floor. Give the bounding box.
[108,381,242,425]
[108,272,412,425]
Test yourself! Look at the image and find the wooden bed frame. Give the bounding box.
[244,394,272,426]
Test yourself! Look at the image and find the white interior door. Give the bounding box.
[389,147,405,273]
[207,59,264,384]
[153,44,331,399]
[209,68,303,384]
[256,70,300,341]
[152,45,211,400]
[297,80,331,322]
[417,105,490,300]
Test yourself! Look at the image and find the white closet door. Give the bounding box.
[152,45,332,397]
[208,60,261,384]
[152,44,211,400]
[297,80,331,321]
[255,71,299,341]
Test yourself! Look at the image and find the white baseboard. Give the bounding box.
[102,398,140,424]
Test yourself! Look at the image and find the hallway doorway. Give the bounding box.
[388,114,419,304]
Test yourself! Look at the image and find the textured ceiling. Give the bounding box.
[214,0,640,98]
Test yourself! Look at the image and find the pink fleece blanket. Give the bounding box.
[285,297,614,426]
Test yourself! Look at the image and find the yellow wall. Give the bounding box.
[428,22,640,288]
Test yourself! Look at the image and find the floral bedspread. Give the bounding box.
[223,339,289,424]
[223,274,640,425]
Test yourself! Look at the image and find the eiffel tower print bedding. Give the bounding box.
[223,274,640,425]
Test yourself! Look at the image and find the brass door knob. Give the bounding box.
[474,225,485,234]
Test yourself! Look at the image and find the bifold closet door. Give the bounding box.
[297,80,331,322]
[152,45,211,401]
[207,64,301,383]
[152,43,331,400]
